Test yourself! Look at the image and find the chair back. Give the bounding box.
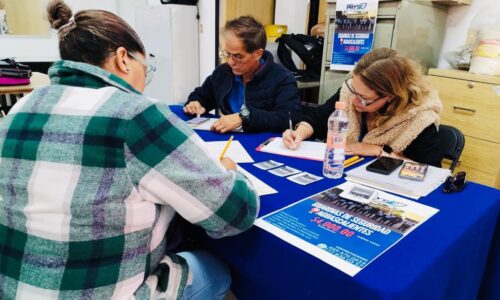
[438,124,465,172]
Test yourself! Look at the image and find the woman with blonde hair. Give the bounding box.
[283,48,442,166]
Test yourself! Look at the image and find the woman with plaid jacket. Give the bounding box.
[0,1,259,299]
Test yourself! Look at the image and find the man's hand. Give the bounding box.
[211,113,242,133]
[183,101,206,117]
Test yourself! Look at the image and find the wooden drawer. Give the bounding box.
[429,76,500,143]
[449,136,500,188]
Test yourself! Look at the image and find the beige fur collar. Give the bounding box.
[338,84,442,153]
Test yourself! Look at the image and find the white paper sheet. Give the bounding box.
[257,137,326,161]
[204,140,254,163]
[237,166,277,196]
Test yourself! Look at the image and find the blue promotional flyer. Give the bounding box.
[255,182,439,276]
[330,0,379,71]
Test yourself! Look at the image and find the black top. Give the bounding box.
[302,89,442,167]
[186,51,301,133]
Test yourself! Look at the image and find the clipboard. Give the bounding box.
[256,137,326,161]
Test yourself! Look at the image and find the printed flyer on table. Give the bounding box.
[255,182,439,276]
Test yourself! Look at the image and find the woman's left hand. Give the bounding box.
[345,143,381,157]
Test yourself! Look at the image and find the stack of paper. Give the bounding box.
[345,161,451,199]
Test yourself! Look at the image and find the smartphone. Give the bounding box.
[399,161,428,181]
[186,116,209,126]
[366,156,404,175]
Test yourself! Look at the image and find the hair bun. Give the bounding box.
[47,0,73,30]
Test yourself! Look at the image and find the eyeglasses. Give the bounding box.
[218,50,248,64]
[344,76,386,106]
[443,171,467,193]
[128,52,157,86]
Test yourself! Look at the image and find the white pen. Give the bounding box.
[289,111,296,150]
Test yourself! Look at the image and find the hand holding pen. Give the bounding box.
[282,120,313,150]
[219,135,237,170]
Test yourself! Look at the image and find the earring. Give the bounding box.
[126,67,130,72]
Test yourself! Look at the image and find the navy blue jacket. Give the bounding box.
[186,51,301,133]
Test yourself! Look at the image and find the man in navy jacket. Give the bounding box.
[184,16,301,133]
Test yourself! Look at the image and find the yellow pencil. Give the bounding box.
[219,135,234,160]
[344,157,365,168]
[344,155,360,166]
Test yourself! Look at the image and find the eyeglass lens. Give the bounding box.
[128,51,156,86]
[345,77,383,106]
[219,50,244,63]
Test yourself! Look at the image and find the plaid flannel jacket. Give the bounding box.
[0,60,259,299]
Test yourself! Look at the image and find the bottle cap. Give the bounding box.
[335,101,347,109]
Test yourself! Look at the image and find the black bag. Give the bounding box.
[0,58,32,78]
[276,34,324,82]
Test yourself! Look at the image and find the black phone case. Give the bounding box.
[366,157,404,175]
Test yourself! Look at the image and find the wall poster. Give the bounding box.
[330,0,379,71]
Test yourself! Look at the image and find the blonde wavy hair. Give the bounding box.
[353,48,431,127]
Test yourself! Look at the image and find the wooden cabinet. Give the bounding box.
[428,69,500,188]
[319,0,448,103]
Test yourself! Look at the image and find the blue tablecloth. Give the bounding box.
[171,105,500,300]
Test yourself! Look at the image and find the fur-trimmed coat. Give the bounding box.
[302,84,443,166]
[341,84,442,153]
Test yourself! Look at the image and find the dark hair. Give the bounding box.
[47,0,145,66]
[223,16,266,53]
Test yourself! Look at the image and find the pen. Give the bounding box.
[260,137,274,147]
[219,135,234,160]
[289,111,296,149]
[344,157,365,168]
[344,155,360,166]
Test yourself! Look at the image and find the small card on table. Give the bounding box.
[269,165,301,177]
[287,172,323,185]
[253,160,284,170]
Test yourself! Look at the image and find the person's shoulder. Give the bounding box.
[267,62,297,82]
[203,63,232,83]
[108,88,163,119]
[211,63,232,76]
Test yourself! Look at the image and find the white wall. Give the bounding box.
[275,0,309,34]
[197,0,216,83]
[0,0,119,62]
[438,0,498,68]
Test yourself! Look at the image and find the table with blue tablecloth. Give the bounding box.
[171,105,500,300]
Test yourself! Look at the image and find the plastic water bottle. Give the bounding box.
[323,101,349,178]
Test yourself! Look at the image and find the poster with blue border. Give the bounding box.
[255,182,439,276]
[330,0,379,71]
